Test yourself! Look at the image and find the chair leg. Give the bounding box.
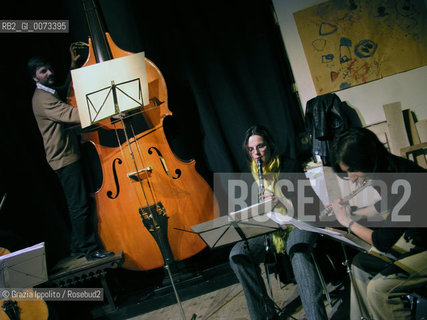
[264,262,274,299]
[311,252,332,306]
[264,235,277,300]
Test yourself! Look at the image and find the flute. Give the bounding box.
[256,158,265,202]
[320,179,372,217]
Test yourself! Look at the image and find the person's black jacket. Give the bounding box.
[305,93,361,165]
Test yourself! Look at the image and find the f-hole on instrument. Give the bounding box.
[68,0,217,272]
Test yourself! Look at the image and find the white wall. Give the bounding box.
[273,0,427,126]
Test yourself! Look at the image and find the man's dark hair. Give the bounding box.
[330,127,390,173]
[242,125,278,163]
[27,56,51,78]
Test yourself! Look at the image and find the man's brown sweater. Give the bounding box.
[32,88,80,171]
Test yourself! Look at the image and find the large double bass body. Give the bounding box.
[71,28,216,270]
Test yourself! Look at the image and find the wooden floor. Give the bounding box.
[125,265,348,320]
[46,243,350,319]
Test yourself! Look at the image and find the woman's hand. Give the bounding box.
[262,191,279,208]
[332,199,374,244]
[331,198,353,228]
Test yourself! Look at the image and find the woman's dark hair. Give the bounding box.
[330,127,391,173]
[27,56,51,78]
[242,125,278,163]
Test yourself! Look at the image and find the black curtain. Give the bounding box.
[0,0,304,262]
[89,0,305,173]
[0,2,75,264]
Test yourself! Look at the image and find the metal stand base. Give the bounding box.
[164,263,188,320]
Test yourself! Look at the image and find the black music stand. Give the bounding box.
[0,242,47,319]
[0,242,47,289]
[191,200,279,248]
[192,200,288,318]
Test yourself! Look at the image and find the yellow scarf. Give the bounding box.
[251,155,281,184]
[251,156,293,254]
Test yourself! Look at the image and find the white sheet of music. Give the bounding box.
[71,52,149,128]
[266,212,372,252]
[0,242,47,288]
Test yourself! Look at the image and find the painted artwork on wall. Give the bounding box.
[294,0,427,95]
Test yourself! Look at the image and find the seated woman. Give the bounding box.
[229,125,327,320]
[330,127,427,319]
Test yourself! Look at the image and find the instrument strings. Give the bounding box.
[129,123,159,206]
[114,119,153,213]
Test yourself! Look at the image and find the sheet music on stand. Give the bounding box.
[266,212,373,253]
[71,52,149,128]
[0,242,47,288]
[191,200,281,248]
